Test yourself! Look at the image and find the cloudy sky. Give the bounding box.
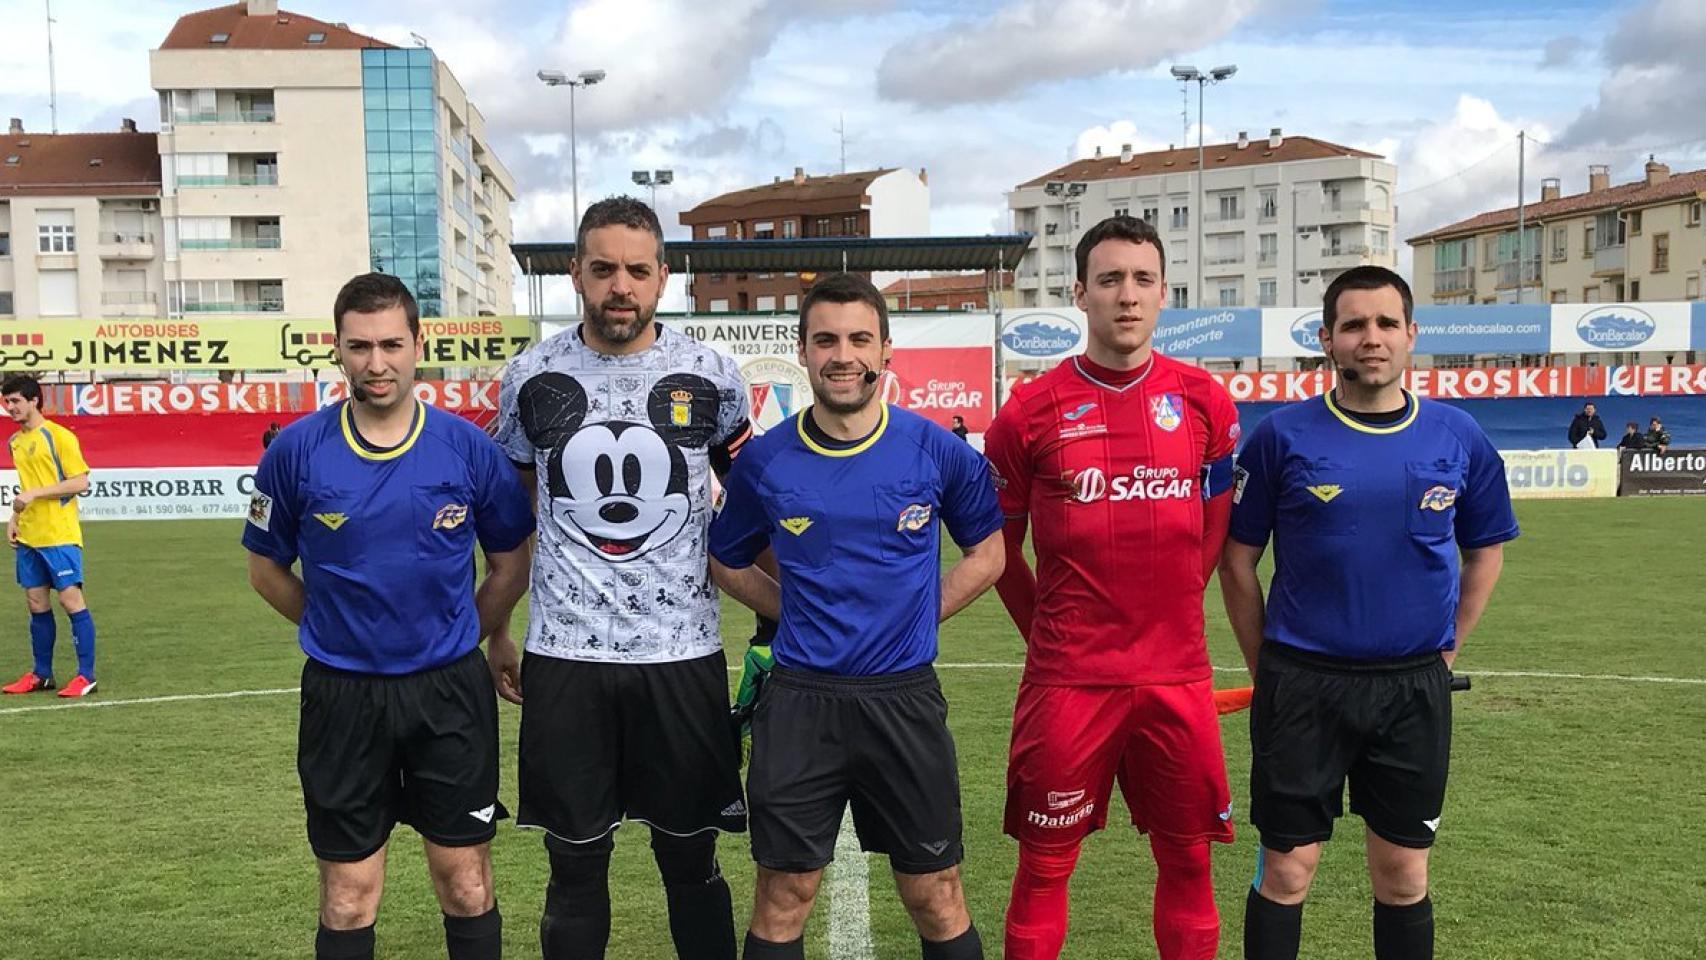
[3,0,1704,310]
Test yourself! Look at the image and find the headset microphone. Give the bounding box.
[1339,367,1360,382]
[863,369,879,385]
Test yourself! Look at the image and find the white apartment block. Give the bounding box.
[0,120,166,321]
[151,0,518,318]
[1008,129,1398,311]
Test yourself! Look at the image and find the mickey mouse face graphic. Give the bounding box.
[519,370,720,563]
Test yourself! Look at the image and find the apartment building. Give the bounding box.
[878,272,1014,312]
[679,167,929,312]
[0,120,165,319]
[1408,159,1706,308]
[151,0,517,318]
[1007,129,1398,310]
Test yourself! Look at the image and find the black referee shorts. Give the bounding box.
[297,647,506,862]
[1249,641,1452,852]
[748,664,964,875]
[517,651,747,844]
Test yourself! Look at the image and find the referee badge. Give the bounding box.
[433,503,469,530]
[1150,393,1183,432]
[247,491,273,529]
[1419,485,1458,512]
[897,503,932,532]
[669,389,693,427]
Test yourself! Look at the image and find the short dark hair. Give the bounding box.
[1627,421,1640,430]
[333,272,419,335]
[1074,215,1166,283]
[577,195,665,264]
[1,375,42,406]
[1323,265,1414,332]
[1651,416,1662,424]
[798,272,890,342]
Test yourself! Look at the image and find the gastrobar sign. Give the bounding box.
[0,467,258,520]
[1618,448,1706,497]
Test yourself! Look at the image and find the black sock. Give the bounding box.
[921,921,983,959]
[541,834,614,960]
[1244,887,1303,960]
[444,905,502,960]
[316,923,375,960]
[1373,896,1433,960]
[741,931,804,960]
[652,830,737,960]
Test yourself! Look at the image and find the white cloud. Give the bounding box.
[1073,120,1218,160]
[876,0,1269,107]
[1560,0,1706,148]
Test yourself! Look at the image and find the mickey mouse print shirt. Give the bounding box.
[495,323,752,663]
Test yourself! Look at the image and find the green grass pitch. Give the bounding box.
[2,498,1704,958]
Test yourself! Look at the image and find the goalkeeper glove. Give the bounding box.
[729,641,773,763]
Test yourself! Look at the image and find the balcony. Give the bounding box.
[101,291,159,316]
[1257,207,1279,225]
[179,172,278,188]
[1433,267,1475,295]
[98,232,155,259]
[1204,252,1245,267]
[1257,251,1278,268]
[172,109,275,124]
[182,299,284,314]
[1495,260,1542,288]
[180,237,283,251]
[1593,243,1626,276]
[1316,200,1375,224]
[475,240,496,267]
[1203,208,1245,224]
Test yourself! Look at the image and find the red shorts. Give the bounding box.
[1003,679,1235,846]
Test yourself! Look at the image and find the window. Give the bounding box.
[1583,222,1595,255]
[1257,233,1278,266]
[306,32,326,43]
[1689,201,1702,227]
[781,219,798,239]
[1628,210,1642,236]
[784,293,799,310]
[1653,233,1670,272]
[3,155,17,166]
[960,301,976,311]
[210,32,230,44]
[1630,280,1641,301]
[1258,278,1277,306]
[1217,193,1241,221]
[1258,188,1278,221]
[842,215,859,235]
[709,298,730,313]
[706,225,727,239]
[0,232,8,256]
[755,295,777,311]
[1170,284,1189,308]
[1217,280,1241,307]
[1550,289,1566,303]
[0,291,12,314]
[1373,228,1390,255]
[707,273,724,283]
[1113,206,1129,218]
[1583,286,1600,302]
[1551,226,1567,261]
[1170,206,1189,230]
[752,221,775,240]
[1687,273,1700,300]
[37,210,75,253]
[815,217,832,236]
[1141,204,1159,225]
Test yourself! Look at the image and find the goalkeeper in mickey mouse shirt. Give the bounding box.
[710,271,1005,960]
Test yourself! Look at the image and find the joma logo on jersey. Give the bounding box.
[1071,465,1194,503]
[896,503,932,532]
[314,512,349,530]
[779,517,813,535]
[1307,484,1343,503]
[433,503,469,530]
[1419,485,1458,511]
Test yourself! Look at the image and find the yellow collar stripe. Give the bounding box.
[1324,389,1420,435]
[341,399,426,461]
[796,404,889,458]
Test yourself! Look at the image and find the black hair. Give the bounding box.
[1075,215,1166,283]
[333,273,420,336]
[798,272,890,342]
[1323,265,1414,332]
[577,195,665,264]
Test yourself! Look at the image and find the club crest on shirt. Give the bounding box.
[1150,393,1183,432]
[1419,485,1458,512]
[433,503,469,530]
[896,503,932,532]
[669,388,693,427]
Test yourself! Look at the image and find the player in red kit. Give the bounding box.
[983,215,1241,960]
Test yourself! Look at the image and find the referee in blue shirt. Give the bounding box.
[709,273,1006,960]
[1221,266,1518,960]
[244,274,535,960]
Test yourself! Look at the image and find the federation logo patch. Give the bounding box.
[314,512,349,530]
[780,516,814,536]
[1306,484,1343,503]
[1419,485,1458,512]
[433,503,469,530]
[1232,466,1250,505]
[1063,401,1097,422]
[1046,789,1086,811]
[1150,393,1183,432]
[896,503,933,532]
[247,492,273,530]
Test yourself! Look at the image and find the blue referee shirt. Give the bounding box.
[242,400,535,675]
[1228,391,1520,660]
[709,405,1004,676]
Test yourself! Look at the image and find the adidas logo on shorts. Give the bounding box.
[721,800,747,818]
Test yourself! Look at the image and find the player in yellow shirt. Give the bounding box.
[1,376,97,698]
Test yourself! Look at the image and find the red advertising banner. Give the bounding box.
[45,382,318,416]
[1210,364,1706,402]
[881,347,996,431]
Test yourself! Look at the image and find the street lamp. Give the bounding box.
[631,168,674,208]
[536,68,607,240]
[1170,63,1237,308]
[1043,180,1087,305]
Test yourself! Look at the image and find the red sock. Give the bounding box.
[1004,842,1080,960]
[1150,834,1220,960]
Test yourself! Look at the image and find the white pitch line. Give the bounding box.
[5,663,1702,719]
[827,807,876,960]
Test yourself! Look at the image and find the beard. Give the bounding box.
[811,365,879,415]
[585,297,655,344]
